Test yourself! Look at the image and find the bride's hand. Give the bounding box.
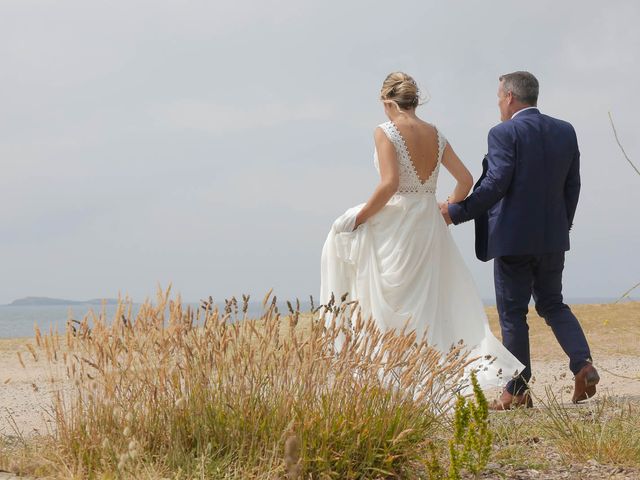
[352,212,364,231]
[334,211,358,233]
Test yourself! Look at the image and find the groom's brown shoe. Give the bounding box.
[489,390,533,411]
[572,363,600,404]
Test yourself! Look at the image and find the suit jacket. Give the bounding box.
[448,108,581,261]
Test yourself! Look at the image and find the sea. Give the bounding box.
[0,300,311,338]
[0,297,632,339]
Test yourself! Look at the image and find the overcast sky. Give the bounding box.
[1,0,638,305]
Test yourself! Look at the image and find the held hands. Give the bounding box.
[439,200,453,225]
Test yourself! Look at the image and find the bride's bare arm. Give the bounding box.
[441,143,473,203]
[354,128,400,229]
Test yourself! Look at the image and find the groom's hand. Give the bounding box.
[439,202,453,225]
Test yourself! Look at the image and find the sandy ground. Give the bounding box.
[0,338,65,438]
[1,302,639,437]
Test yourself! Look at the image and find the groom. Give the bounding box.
[441,71,599,409]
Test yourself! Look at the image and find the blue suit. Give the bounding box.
[449,108,592,394]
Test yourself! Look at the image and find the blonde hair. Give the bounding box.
[380,72,421,111]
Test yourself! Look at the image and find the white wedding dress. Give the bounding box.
[320,121,524,389]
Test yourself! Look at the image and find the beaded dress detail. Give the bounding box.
[375,121,444,195]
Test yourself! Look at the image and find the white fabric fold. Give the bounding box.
[321,193,524,391]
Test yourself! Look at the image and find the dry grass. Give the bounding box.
[3,288,495,479]
[486,397,640,480]
[1,298,639,479]
[539,391,640,467]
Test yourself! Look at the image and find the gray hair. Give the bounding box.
[499,71,539,106]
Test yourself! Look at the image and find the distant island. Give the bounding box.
[7,297,120,307]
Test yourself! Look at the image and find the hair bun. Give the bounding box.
[381,72,420,110]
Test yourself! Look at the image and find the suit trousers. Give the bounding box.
[494,252,593,395]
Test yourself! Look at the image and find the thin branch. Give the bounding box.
[607,112,639,304]
[608,111,640,176]
[614,281,640,304]
[599,365,639,381]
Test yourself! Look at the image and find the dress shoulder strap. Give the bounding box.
[377,121,402,150]
[434,126,447,163]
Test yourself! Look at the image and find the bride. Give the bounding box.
[320,72,524,389]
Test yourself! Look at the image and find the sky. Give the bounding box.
[1,0,639,305]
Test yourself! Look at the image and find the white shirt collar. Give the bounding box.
[511,106,538,119]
